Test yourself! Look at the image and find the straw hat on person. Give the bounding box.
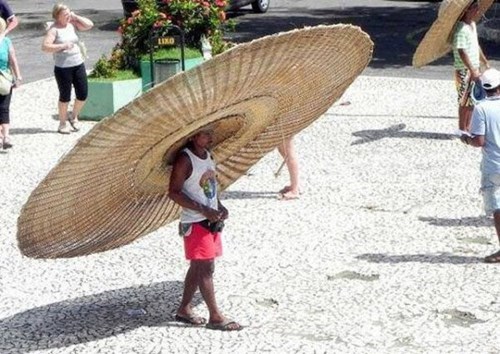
[17,24,373,258]
[412,0,493,68]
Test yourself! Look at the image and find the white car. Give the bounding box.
[228,0,270,13]
[122,0,270,18]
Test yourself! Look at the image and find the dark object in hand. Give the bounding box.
[199,219,225,233]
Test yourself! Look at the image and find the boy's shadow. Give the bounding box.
[0,281,200,353]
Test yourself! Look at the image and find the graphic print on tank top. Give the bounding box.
[199,170,217,201]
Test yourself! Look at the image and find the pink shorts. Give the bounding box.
[183,222,222,260]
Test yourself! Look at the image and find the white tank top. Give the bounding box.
[180,148,218,223]
[52,24,83,68]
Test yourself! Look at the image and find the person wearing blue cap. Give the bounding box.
[463,68,500,263]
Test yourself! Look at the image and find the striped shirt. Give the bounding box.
[453,21,480,70]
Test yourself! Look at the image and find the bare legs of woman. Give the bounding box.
[176,260,242,330]
[70,99,85,131]
[58,99,85,133]
[57,101,71,134]
[0,123,11,149]
[277,137,300,200]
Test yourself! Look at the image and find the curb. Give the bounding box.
[15,9,123,32]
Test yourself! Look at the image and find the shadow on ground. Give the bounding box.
[228,5,500,71]
[351,123,456,145]
[419,216,492,227]
[357,252,484,264]
[221,190,278,200]
[0,281,201,353]
[10,128,56,135]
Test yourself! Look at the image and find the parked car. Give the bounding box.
[121,0,270,18]
[227,0,270,13]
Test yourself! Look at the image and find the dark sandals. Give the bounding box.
[68,117,80,132]
[206,319,243,331]
[174,314,207,326]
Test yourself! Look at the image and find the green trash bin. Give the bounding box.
[153,59,180,84]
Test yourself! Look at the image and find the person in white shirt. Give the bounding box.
[169,128,242,331]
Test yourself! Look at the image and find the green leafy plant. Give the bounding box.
[119,0,172,60]
[118,0,233,61]
[89,46,139,80]
[90,55,117,79]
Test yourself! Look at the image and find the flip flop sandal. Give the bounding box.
[3,136,12,149]
[68,118,80,132]
[206,319,243,331]
[174,314,207,326]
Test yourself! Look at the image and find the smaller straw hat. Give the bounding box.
[412,0,493,68]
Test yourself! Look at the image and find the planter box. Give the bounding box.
[140,57,205,92]
[80,77,142,121]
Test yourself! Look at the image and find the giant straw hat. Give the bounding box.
[17,25,373,258]
[413,0,493,68]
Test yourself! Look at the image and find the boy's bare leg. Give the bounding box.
[177,263,203,322]
[197,260,241,330]
[459,105,473,132]
[485,212,500,263]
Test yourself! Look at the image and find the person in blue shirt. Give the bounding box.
[0,17,21,149]
[463,68,500,263]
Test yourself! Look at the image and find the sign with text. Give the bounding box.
[157,36,180,46]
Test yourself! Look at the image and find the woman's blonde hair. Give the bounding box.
[0,18,6,35]
[52,3,69,20]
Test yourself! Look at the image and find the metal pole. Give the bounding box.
[149,28,155,88]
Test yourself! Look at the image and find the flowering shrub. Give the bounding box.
[118,0,232,63]
[119,0,173,60]
[160,0,229,50]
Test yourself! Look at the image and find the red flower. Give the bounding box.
[215,0,226,7]
[218,11,226,21]
[127,17,134,24]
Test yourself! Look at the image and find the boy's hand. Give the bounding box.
[219,205,229,220]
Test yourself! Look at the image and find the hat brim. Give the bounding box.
[17,25,373,258]
[412,0,493,68]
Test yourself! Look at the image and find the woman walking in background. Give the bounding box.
[0,17,21,149]
[42,3,92,134]
[277,137,300,200]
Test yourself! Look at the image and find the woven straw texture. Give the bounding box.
[17,25,373,258]
[413,0,493,68]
